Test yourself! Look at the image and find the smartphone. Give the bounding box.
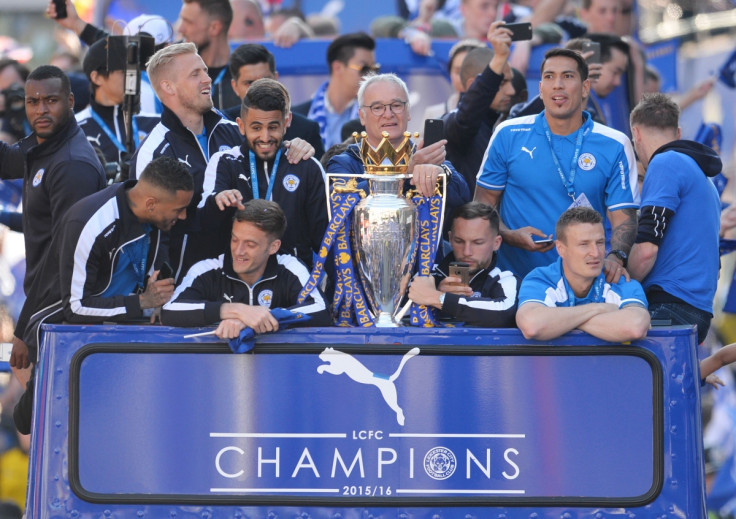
[423,119,444,147]
[159,261,174,280]
[505,22,533,42]
[582,41,601,64]
[53,0,67,19]
[449,261,470,285]
[532,236,554,244]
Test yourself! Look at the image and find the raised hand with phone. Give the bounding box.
[442,20,517,191]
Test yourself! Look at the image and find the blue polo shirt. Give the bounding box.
[519,258,648,308]
[476,111,638,277]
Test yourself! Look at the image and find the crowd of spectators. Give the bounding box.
[0,0,735,513]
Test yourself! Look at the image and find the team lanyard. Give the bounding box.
[542,115,586,201]
[249,149,283,201]
[89,108,140,153]
[564,273,605,306]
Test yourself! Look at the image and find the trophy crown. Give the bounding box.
[354,131,417,175]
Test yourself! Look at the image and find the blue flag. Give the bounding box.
[227,308,312,353]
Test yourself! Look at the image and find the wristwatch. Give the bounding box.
[606,249,628,268]
[438,293,446,308]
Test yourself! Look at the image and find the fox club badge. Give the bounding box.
[578,153,596,171]
[257,290,273,308]
[283,174,300,192]
[32,168,45,187]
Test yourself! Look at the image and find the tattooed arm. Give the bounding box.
[608,208,638,254]
[604,208,638,282]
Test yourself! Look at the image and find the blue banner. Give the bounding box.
[72,345,657,502]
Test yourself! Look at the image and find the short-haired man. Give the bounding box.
[13,156,194,434]
[161,199,332,336]
[129,42,242,278]
[199,78,328,269]
[516,207,650,341]
[408,202,519,327]
[509,35,629,127]
[475,48,638,279]
[443,21,516,191]
[0,65,106,377]
[223,43,323,158]
[292,32,378,150]
[76,37,160,165]
[628,93,721,344]
[579,0,621,34]
[326,73,470,234]
[177,0,240,110]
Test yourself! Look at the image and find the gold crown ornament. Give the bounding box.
[354,131,419,175]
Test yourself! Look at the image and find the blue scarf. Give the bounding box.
[307,80,360,148]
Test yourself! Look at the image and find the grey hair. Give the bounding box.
[357,73,410,109]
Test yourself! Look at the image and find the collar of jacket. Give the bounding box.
[22,114,82,158]
[160,104,227,141]
[238,143,289,171]
[89,97,120,122]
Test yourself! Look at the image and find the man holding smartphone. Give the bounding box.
[326,73,470,236]
[475,48,638,280]
[443,20,517,192]
[408,202,519,327]
[516,207,650,341]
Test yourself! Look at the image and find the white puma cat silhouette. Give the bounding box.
[317,347,420,426]
[87,133,102,147]
[179,155,192,168]
[238,173,250,184]
[521,146,536,159]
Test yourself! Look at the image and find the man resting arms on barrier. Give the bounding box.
[516,206,650,341]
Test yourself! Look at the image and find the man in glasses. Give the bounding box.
[292,32,378,150]
[326,73,470,236]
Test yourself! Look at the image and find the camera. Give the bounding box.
[0,83,27,141]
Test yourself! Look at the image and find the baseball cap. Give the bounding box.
[124,15,173,46]
[82,38,125,78]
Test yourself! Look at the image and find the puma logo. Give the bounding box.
[317,347,420,426]
[223,293,233,303]
[87,133,102,147]
[238,173,250,184]
[179,155,192,168]
[521,146,536,159]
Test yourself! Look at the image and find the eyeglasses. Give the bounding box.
[347,63,381,76]
[362,101,407,117]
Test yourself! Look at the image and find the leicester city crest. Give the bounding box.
[282,174,300,192]
[578,153,596,171]
[423,446,457,480]
[257,290,273,308]
[32,168,45,187]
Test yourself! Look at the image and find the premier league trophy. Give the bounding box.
[300,130,445,327]
[351,131,418,327]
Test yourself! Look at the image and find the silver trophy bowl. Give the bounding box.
[352,176,417,327]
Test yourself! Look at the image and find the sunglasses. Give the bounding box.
[347,63,381,76]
